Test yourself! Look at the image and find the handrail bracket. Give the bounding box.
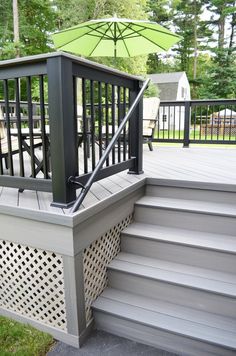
[68,176,86,190]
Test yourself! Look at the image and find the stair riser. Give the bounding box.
[94,311,236,356]
[134,206,236,235]
[146,185,236,204]
[121,234,236,273]
[108,270,236,318]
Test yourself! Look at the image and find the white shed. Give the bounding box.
[148,72,191,130]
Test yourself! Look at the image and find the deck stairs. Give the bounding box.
[92,180,236,356]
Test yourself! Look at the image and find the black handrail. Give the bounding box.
[70,78,150,213]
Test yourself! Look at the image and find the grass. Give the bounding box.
[155,129,236,142]
[0,316,54,356]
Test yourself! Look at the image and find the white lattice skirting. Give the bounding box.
[0,213,133,341]
[0,240,67,331]
[83,214,133,324]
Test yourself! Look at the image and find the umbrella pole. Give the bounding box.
[113,22,117,67]
[113,43,117,67]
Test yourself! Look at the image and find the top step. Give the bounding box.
[146,179,236,205]
[136,196,236,218]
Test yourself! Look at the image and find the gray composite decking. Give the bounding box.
[0,145,236,213]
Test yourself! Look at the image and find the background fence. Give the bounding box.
[155,99,236,146]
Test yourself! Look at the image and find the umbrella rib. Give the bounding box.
[121,27,150,39]
[88,22,114,56]
[116,22,133,40]
[53,20,105,34]
[125,22,181,39]
[119,22,171,51]
[56,23,110,48]
[116,22,131,57]
[86,24,114,40]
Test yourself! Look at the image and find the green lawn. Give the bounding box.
[155,129,236,142]
[0,316,54,356]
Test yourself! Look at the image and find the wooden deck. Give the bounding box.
[0,145,236,214]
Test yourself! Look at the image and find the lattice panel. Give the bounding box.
[201,126,236,137]
[83,214,133,324]
[0,240,67,331]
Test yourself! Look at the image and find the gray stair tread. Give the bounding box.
[93,288,236,349]
[109,253,236,296]
[122,222,236,253]
[135,196,236,217]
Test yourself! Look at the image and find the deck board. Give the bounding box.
[1,145,236,213]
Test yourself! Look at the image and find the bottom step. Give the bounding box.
[93,288,236,356]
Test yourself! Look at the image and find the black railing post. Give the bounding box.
[128,80,144,174]
[183,100,191,147]
[47,56,78,207]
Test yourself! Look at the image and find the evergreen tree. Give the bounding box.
[205,0,235,48]
[146,0,172,74]
[199,48,236,98]
[201,0,236,97]
[172,0,208,77]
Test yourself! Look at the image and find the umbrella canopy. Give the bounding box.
[52,16,181,58]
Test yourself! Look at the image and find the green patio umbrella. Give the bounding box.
[52,16,181,58]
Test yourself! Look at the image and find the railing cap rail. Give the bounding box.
[0,51,144,82]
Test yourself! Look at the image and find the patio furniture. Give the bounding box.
[0,107,44,174]
[143,97,160,151]
[99,97,160,152]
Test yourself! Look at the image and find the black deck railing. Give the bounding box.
[155,99,236,146]
[70,78,150,213]
[0,52,145,208]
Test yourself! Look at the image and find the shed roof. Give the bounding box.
[148,72,186,84]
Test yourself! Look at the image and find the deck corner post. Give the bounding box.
[47,55,78,207]
[62,253,87,347]
[183,100,191,148]
[128,80,144,175]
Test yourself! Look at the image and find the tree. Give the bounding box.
[205,0,235,48]
[55,0,95,29]
[200,0,236,97]
[198,48,236,98]
[19,0,57,56]
[0,0,56,60]
[0,1,15,59]
[146,0,172,74]
[13,0,20,57]
[172,0,209,78]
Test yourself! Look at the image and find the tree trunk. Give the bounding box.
[228,9,235,49]
[218,11,225,48]
[193,0,198,80]
[13,0,20,57]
